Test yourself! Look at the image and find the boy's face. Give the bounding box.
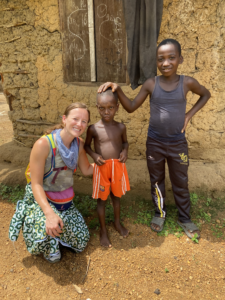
[157,44,183,77]
[96,94,119,122]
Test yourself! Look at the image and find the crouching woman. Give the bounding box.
[9,103,93,263]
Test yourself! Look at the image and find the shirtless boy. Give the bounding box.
[84,88,130,247]
[98,39,211,240]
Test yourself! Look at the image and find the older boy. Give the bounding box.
[84,88,130,247]
[98,39,211,239]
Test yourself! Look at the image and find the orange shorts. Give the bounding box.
[92,159,130,200]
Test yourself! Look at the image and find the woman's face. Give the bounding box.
[62,108,89,138]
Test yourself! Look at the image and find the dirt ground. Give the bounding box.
[1,199,225,300]
[0,95,225,300]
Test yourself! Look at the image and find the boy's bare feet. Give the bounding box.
[100,229,112,248]
[114,222,129,238]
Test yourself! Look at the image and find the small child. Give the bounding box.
[98,39,211,240]
[84,88,130,247]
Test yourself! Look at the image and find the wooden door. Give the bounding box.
[94,0,126,83]
[60,0,91,82]
[59,0,127,83]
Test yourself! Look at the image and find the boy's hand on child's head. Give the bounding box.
[94,154,106,166]
[98,82,118,93]
[119,149,128,163]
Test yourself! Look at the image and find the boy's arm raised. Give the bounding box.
[84,125,106,166]
[181,77,211,133]
[98,79,154,113]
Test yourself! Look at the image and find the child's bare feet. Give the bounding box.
[114,222,129,238]
[100,229,112,248]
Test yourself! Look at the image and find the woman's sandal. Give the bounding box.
[177,221,200,239]
[150,216,165,233]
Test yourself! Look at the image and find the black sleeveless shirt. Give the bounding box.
[148,75,186,142]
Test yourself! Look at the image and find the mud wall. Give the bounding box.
[0,0,225,164]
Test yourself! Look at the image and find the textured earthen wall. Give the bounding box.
[0,0,225,164]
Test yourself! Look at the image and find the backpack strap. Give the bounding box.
[46,133,56,157]
[25,163,31,184]
[25,133,56,184]
[73,137,80,174]
[43,133,56,180]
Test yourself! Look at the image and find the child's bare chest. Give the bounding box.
[95,126,122,144]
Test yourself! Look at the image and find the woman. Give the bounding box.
[9,103,93,263]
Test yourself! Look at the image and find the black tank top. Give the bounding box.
[148,75,186,142]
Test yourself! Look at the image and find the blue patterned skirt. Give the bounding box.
[9,184,90,255]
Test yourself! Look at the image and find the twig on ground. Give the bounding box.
[12,242,29,276]
[12,242,21,261]
[82,256,91,283]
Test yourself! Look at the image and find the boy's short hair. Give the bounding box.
[97,87,118,103]
[157,39,181,56]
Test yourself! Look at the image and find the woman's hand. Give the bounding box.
[45,211,64,238]
[98,82,118,93]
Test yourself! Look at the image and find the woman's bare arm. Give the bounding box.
[30,138,64,237]
[78,138,94,176]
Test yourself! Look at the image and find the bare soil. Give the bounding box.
[1,199,225,300]
[0,95,225,300]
